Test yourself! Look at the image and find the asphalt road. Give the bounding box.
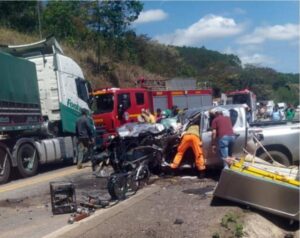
[0,163,110,238]
[0,164,298,238]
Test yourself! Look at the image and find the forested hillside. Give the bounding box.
[0,1,298,105]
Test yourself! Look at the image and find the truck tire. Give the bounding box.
[259,150,291,166]
[0,147,11,184]
[17,143,38,178]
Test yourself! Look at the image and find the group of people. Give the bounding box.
[271,104,295,121]
[167,108,235,177]
[257,103,296,121]
[137,105,179,124]
[75,106,236,175]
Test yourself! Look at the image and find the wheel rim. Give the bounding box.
[127,175,139,194]
[19,145,36,172]
[113,176,127,199]
[0,149,8,176]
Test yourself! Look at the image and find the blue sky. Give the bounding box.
[131,1,299,73]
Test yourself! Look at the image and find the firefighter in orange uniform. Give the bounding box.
[170,122,205,172]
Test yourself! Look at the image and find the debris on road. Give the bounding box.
[50,182,77,215]
[174,218,184,225]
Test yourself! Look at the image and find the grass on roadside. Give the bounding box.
[212,212,245,238]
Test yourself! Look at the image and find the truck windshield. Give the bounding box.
[92,93,114,114]
[228,94,250,106]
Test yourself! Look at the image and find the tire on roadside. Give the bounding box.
[259,150,291,166]
[0,147,11,184]
[107,174,127,200]
[16,143,38,178]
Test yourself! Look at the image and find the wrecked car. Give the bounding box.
[170,104,300,168]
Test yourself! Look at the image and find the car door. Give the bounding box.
[200,107,247,167]
[200,111,220,166]
[230,107,247,158]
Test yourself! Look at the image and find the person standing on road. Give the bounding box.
[211,110,236,168]
[285,104,295,121]
[76,108,94,169]
[272,104,283,121]
[169,119,206,175]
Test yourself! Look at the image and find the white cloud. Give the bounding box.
[223,47,276,67]
[238,23,300,44]
[134,9,168,24]
[239,53,276,66]
[233,8,246,15]
[154,14,244,46]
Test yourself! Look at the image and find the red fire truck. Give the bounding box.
[92,87,212,134]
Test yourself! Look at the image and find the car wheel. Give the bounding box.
[259,150,291,166]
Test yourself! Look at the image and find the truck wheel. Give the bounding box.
[259,150,291,166]
[0,147,11,184]
[17,143,38,178]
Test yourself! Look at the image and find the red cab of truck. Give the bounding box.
[92,88,150,134]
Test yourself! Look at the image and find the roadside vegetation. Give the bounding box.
[213,212,245,238]
[0,1,298,105]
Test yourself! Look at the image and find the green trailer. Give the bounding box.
[0,52,42,132]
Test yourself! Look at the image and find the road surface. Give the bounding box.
[0,165,298,238]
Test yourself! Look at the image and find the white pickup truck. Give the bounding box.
[181,104,300,167]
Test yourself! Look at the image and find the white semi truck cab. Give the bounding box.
[0,37,93,184]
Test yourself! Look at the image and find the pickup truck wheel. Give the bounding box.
[0,147,11,184]
[17,143,38,178]
[259,150,290,166]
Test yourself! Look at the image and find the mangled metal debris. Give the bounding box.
[50,182,77,215]
[213,155,300,221]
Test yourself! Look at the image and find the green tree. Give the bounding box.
[0,1,38,32]
[42,1,88,45]
[87,0,143,70]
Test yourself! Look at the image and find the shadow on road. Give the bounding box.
[8,160,75,183]
[211,196,299,232]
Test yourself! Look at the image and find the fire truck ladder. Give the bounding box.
[136,78,166,91]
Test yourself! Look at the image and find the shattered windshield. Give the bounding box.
[92,93,114,114]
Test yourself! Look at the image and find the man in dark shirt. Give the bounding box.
[211,110,235,167]
[75,108,94,169]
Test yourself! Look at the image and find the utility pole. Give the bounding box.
[37,1,42,39]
